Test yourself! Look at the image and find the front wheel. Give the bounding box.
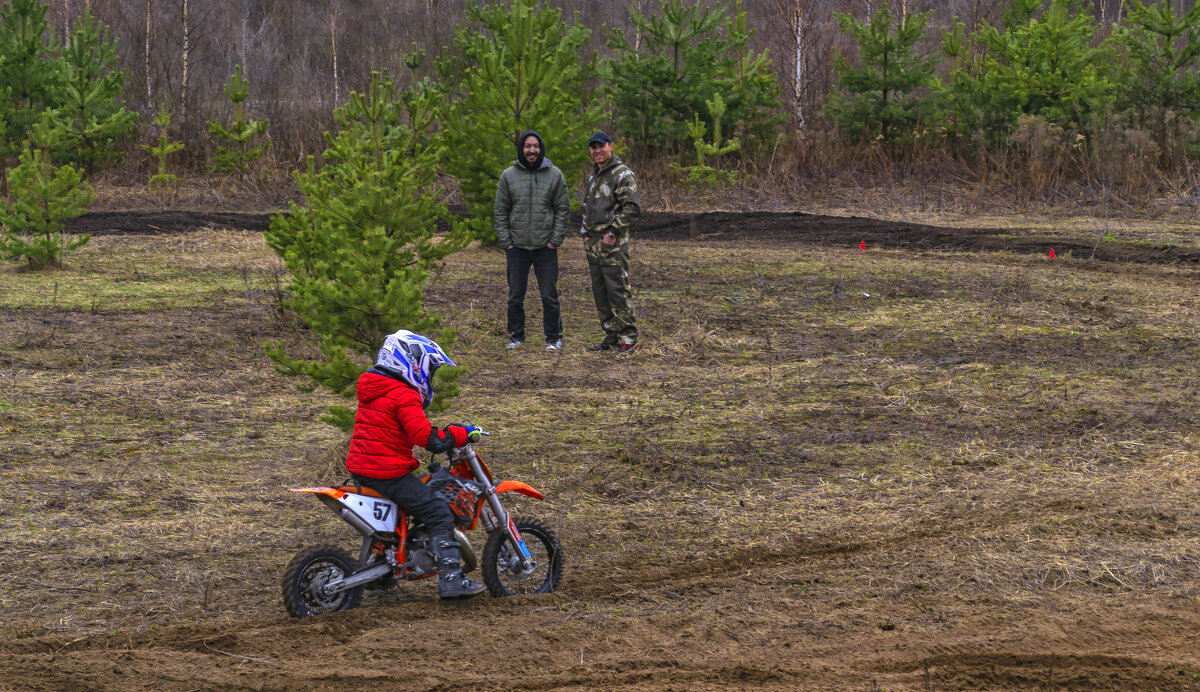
[481,518,563,597]
[281,545,363,619]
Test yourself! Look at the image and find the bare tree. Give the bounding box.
[171,0,217,127]
[792,0,807,128]
[772,0,817,128]
[633,0,643,52]
[330,9,339,108]
[145,1,152,108]
[47,0,76,42]
[237,3,270,85]
[180,0,189,119]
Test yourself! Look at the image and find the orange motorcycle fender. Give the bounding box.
[494,480,544,501]
[290,486,388,499]
[290,487,346,499]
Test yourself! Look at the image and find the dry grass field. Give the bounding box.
[1,205,1199,690]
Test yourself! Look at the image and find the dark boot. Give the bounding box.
[432,532,486,600]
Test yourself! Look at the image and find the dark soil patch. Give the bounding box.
[65,209,1200,265]
[638,210,1200,264]
[66,210,275,235]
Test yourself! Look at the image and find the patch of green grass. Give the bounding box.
[0,229,285,311]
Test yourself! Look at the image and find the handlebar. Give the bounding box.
[458,422,489,443]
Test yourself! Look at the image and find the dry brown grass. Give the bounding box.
[634,142,1200,252]
[0,218,1198,661]
[87,171,298,213]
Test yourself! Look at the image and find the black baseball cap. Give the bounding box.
[587,131,612,146]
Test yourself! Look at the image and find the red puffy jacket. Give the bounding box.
[345,370,467,479]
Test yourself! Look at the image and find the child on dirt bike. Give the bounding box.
[344,329,487,600]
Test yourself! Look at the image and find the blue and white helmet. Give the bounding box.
[375,330,456,408]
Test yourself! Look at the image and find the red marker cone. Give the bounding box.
[859,240,866,250]
[1049,248,1056,258]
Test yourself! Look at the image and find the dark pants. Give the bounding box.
[588,257,637,346]
[351,472,454,532]
[506,246,562,343]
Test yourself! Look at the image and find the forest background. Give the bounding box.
[5,0,1200,209]
[5,0,1200,417]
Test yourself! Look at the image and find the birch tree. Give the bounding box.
[180,0,189,119]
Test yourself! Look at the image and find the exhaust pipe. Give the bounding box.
[339,507,376,536]
[456,529,478,573]
[317,494,377,537]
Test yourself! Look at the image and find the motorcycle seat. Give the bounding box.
[331,484,388,499]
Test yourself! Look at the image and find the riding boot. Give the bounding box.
[432,532,486,599]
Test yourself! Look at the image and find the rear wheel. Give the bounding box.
[481,518,563,597]
[281,545,363,619]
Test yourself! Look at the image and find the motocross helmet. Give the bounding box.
[375,330,455,408]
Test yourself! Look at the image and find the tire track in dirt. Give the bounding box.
[874,650,1196,690]
[423,662,804,692]
[3,501,1197,691]
[560,497,1057,599]
[0,611,814,691]
[567,536,868,592]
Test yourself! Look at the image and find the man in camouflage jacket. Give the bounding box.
[579,131,641,352]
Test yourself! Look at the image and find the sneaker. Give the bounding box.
[585,342,614,352]
[616,343,636,355]
[506,338,524,350]
[546,339,563,351]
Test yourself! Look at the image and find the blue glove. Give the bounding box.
[463,425,482,443]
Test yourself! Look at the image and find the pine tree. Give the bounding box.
[207,64,271,178]
[938,17,987,147]
[1115,0,1200,169]
[966,0,1117,143]
[825,5,941,145]
[33,6,136,171]
[672,93,740,186]
[140,105,184,189]
[604,0,781,155]
[264,71,469,430]
[0,140,95,269]
[0,0,66,158]
[724,0,784,154]
[436,0,601,244]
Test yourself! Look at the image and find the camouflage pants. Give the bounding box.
[588,254,637,346]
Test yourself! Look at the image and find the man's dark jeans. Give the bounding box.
[506,246,562,343]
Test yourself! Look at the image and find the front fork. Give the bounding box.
[459,448,535,571]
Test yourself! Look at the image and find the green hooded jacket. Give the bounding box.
[494,130,570,249]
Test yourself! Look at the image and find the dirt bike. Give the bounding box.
[281,427,563,618]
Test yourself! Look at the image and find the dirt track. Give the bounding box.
[4,533,1196,690]
[65,208,1200,264]
[4,210,1200,691]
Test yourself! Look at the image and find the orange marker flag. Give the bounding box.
[859,240,866,250]
[1049,248,1056,258]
